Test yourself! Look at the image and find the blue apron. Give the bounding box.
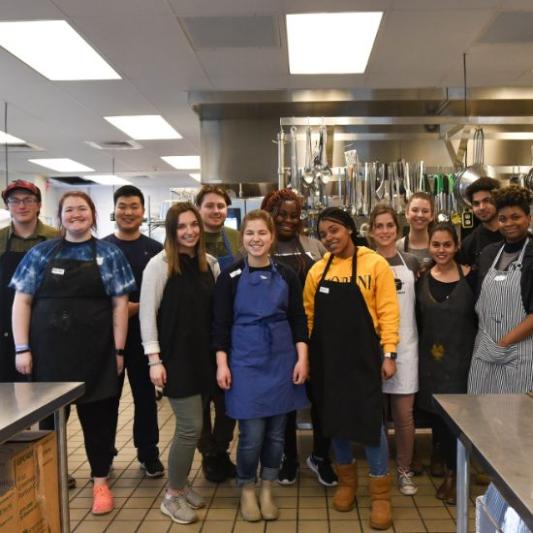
[217,229,235,271]
[226,260,308,420]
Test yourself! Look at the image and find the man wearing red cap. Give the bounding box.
[0,180,57,381]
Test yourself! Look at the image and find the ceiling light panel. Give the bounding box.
[162,155,201,169]
[29,158,94,172]
[87,175,132,186]
[104,115,182,140]
[189,173,201,182]
[0,20,121,80]
[0,130,26,144]
[286,12,383,74]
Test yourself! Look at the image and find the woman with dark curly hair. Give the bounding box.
[261,189,336,487]
[469,185,533,394]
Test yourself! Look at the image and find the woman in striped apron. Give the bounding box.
[469,186,533,395]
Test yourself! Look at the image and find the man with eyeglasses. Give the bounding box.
[0,180,57,381]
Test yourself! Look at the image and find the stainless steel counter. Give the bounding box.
[434,394,533,532]
[0,382,84,532]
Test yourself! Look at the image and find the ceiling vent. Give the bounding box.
[85,140,143,150]
[478,12,533,43]
[50,176,96,186]
[181,16,279,48]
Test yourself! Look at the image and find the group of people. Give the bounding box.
[0,177,531,530]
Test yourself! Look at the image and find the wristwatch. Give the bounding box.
[383,352,397,360]
[115,348,125,356]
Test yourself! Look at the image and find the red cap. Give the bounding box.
[2,180,42,204]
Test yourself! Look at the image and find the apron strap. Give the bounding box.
[318,249,358,286]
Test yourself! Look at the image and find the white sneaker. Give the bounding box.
[398,468,418,496]
[160,494,197,524]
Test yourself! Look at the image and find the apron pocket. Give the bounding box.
[475,334,518,366]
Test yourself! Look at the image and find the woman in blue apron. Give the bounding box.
[416,222,477,504]
[213,209,308,523]
[303,208,400,530]
[369,204,419,497]
[10,191,134,516]
[469,186,533,395]
[261,189,336,488]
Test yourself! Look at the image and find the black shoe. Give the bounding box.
[140,458,165,478]
[202,453,228,483]
[306,455,338,487]
[219,452,236,479]
[278,456,299,485]
[67,474,76,489]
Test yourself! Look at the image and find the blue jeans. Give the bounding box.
[332,425,389,477]
[236,414,287,486]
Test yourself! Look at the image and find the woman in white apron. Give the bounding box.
[469,186,533,395]
[370,204,419,496]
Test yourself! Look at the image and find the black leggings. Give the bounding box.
[428,412,456,472]
[41,397,116,478]
[283,381,331,462]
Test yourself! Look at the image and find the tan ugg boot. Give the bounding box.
[259,480,279,520]
[240,484,261,522]
[332,462,358,512]
[368,474,392,530]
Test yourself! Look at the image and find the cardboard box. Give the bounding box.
[0,431,60,533]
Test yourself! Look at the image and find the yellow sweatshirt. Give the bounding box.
[303,247,399,353]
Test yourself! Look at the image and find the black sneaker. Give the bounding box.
[306,455,338,487]
[141,458,165,478]
[278,456,299,485]
[67,474,76,489]
[202,453,227,483]
[219,452,236,479]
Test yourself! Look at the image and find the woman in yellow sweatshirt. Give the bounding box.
[303,208,399,531]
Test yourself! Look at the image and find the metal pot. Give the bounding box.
[454,163,496,207]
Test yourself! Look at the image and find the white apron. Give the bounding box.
[383,253,419,394]
[468,239,533,394]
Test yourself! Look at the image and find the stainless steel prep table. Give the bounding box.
[0,382,84,533]
[434,394,533,533]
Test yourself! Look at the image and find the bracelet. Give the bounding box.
[16,348,31,355]
[148,360,163,367]
[115,348,125,356]
[15,344,30,352]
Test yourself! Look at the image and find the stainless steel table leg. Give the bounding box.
[54,407,70,533]
[456,437,470,533]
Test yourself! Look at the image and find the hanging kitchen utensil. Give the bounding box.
[303,125,314,186]
[417,161,425,192]
[289,126,299,190]
[344,149,359,215]
[375,162,386,201]
[454,128,496,206]
[524,146,533,191]
[317,125,332,185]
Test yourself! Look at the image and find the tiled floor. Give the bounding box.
[66,384,482,532]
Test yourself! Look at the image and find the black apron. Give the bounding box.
[310,251,383,446]
[30,239,117,403]
[157,255,216,399]
[417,265,477,413]
[0,234,44,381]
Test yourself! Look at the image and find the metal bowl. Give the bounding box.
[454,164,496,207]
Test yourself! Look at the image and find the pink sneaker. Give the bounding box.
[92,484,114,515]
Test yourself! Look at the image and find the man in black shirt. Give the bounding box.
[104,185,164,477]
[457,177,502,267]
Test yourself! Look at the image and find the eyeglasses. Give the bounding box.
[7,197,38,206]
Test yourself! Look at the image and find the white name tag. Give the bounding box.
[319,286,330,294]
[229,268,242,278]
[96,256,104,266]
[260,275,268,280]
[51,267,65,276]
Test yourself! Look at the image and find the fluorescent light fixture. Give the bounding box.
[0,130,26,144]
[87,175,132,186]
[162,155,201,169]
[29,158,94,172]
[104,115,182,140]
[286,12,383,74]
[0,20,121,80]
[189,173,201,182]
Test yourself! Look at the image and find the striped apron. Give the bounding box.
[468,239,533,394]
